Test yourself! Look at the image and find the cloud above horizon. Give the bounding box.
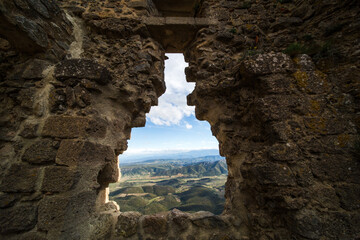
[147,54,195,127]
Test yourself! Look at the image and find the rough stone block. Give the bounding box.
[38,195,68,231]
[0,205,37,233]
[141,214,168,235]
[168,209,190,231]
[55,140,83,167]
[289,209,321,239]
[115,211,142,238]
[310,156,359,184]
[56,140,115,167]
[310,184,340,209]
[270,17,303,32]
[245,162,296,186]
[21,59,51,79]
[128,0,148,9]
[87,118,108,139]
[55,59,111,85]
[239,52,295,77]
[22,139,58,164]
[14,232,48,240]
[19,123,39,138]
[321,212,355,239]
[191,215,227,229]
[42,116,89,138]
[268,143,301,162]
[0,164,39,193]
[97,162,120,186]
[0,193,19,208]
[259,74,292,94]
[41,166,77,193]
[38,191,96,232]
[335,184,360,211]
[14,15,49,48]
[18,88,36,110]
[255,95,294,121]
[89,213,115,240]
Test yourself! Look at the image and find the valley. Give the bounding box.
[109,156,227,215]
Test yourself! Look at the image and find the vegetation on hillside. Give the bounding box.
[109,159,227,215]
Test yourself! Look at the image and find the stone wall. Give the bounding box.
[0,0,359,239]
[186,0,360,239]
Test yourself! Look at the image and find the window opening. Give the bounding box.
[109,54,227,215]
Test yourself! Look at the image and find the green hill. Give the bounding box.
[110,157,227,215]
[153,160,228,177]
[121,160,227,177]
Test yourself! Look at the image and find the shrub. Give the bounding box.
[283,42,308,57]
[324,23,344,37]
[302,34,314,42]
[313,41,338,60]
[240,1,252,9]
[229,28,237,34]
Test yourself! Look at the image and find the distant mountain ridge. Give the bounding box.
[153,160,227,177]
[120,157,227,177]
[120,155,224,166]
[119,149,222,163]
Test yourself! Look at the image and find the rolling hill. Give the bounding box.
[120,156,226,177]
[110,156,228,215]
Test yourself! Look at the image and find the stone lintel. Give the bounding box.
[143,17,216,53]
[152,0,200,17]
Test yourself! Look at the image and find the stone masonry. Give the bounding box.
[0,0,359,239]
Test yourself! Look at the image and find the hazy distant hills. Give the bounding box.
[119,149,222,164]
[120,155,227,177]
[121,155,224,166]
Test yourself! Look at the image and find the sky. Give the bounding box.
[120,54,219,159]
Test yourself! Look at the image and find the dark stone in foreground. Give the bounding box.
[55,59,112,85]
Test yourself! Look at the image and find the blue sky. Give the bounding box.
[120,54,219,158]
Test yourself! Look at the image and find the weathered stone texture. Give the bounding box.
[0,204,37,234]
[115,211,142,238]
[41,166,77,193]
[42,116,96,139]
[55,59,112,85]
[22,139,58,164]
[184,1,360,239]
[0,0,73,56]
[56,140,115,167]
[0,164,40,193]
[0,0,359,239]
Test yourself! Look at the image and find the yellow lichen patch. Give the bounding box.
[305,117,327,134]
[245,24,254,31]
[293,57,300,65]
[337,134,350,148]
[98,9,117,18]
[315,70,329,89]
[309,99,321,115]
[293,70,308,89]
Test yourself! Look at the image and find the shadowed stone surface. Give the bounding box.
[0,164,39,193]
[0,0,359,239]
[55,59,112,85]
[0,205,37,233]
[41,166,77,193]
[22,139,58,164]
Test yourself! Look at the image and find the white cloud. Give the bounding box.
[185,123,193,129]
[147,54,195,126]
